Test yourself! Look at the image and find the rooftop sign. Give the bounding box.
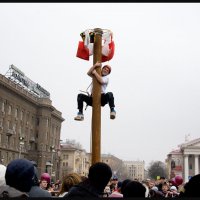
[6,64,50,98]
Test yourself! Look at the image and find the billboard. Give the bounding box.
[7,64,50,98]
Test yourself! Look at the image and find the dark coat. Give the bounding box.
[28,186,52,197]
[64,179,103,198]
[0,185,28,198]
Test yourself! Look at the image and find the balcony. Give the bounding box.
[6,129,14,136]
[29,137,35,143]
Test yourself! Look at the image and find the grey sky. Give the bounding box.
[0,3,200,168]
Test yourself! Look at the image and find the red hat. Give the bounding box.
[41,172,51,184]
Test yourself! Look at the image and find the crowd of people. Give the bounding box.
[0,158,200,198]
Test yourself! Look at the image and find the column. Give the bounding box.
[184,154,189,183]
[194,155,199,175]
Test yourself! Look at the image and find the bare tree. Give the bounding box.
[148,161,167,180]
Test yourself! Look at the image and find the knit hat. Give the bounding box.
[5,158,34,192]
[88,162,112,192]
[41,173,51,184]
[170,186,177,191]
[0,164,6,187]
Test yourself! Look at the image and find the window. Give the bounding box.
[36,118,39,125]
[15,108,18,119]
[8,105,12,115]
[21,111,24,121]
[7,121,11,129]
[46,118,49,128]
[1,101,5,112]
[13,123,16,133]
[189,164,192,170]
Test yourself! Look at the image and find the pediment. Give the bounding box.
[180,138,200,149]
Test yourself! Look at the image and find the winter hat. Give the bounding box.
[170,186,177,191]
[0,164,6,187]
[152,186,158,191]
[41,173,51,184]
[88,162,112,192]
[5,158,34,192]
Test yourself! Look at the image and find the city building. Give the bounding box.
[60,140,90,178]
[166,137,200,183]
[101,153,127,179]
[124,160,145,182]
[0,65,64,180]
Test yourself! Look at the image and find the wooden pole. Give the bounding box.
[91,28,103,165]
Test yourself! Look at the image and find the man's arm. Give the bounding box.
[92,70,104,85]
[87,62,101,77]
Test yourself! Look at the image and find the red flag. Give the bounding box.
[76,41,89,61]
[102,41,115,62]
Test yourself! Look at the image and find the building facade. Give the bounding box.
[124,160,145,182]
[166,137,200,183]
[60,141,90,178]
[0,68,64,180]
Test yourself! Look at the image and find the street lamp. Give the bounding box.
[46,161,52,173]
[50,145,56,177]
[0,156,4,164]
[19,136,24,158]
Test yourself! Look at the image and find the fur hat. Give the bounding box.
[5,159,34,192]
[0,164,6,187]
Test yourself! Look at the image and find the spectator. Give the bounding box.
[28,161,51,197]
[160,182,172,197]
[109,181,123,198]
[170,185,179,197]
[103,185,111,197]
[0,158,34,198]
[156,176,166,191]
[40,173,51,190]
[123,180,146,197]
[66,162,112,197]
[121,179,132,195]
[179,174,200,197]
[58,173,82,197]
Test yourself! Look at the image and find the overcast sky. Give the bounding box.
[0,3,200,168]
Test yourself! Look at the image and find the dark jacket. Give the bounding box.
[28,185,52,197]
[0,185,28,198]
[64,179,103,198]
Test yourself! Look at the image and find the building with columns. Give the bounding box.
[166,137,200,183]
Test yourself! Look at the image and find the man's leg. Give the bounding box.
[75,93,92,121]
[101,92,116,119]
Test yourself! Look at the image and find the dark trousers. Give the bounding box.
[77,92,115,113]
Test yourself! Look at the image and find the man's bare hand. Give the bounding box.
[94,62,102,67]
[92,69,97,75]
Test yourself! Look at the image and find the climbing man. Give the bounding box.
[74,61,116,121]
